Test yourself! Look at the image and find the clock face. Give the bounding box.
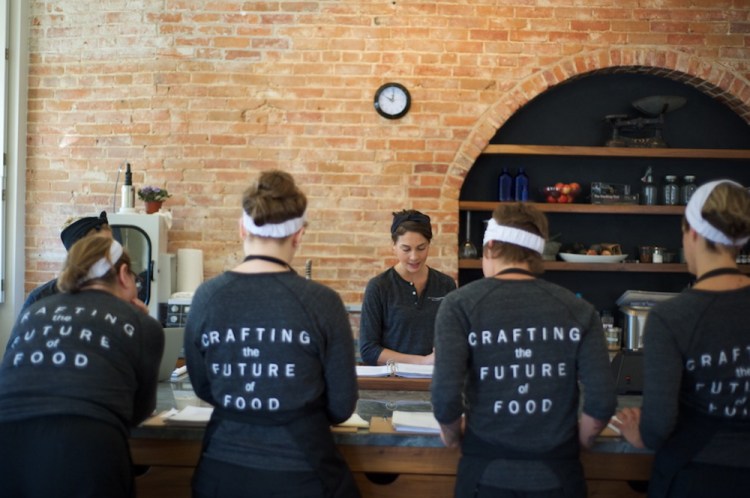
[374,83,411,119]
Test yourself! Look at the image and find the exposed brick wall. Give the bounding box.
[23,0,750,305]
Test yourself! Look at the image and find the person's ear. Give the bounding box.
[291,228,304,248]
[238,217,247,241]
[116,263,131,287]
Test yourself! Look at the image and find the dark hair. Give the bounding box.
[60,211,110,251]
[58,236,131,293]
[242,170,307,229]
[485,203,548,274]
[390,209,433,243]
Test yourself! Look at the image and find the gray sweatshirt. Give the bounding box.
[640,286,750,466]
[432,277,616,490]
[184,269,358,471]
[0,290,164,434]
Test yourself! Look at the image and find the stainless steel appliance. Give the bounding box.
[611,290,678,393]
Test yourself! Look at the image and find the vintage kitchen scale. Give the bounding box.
[605,95,686,148]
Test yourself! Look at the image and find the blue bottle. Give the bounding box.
[498,167,513,201]
[514,167,529,201]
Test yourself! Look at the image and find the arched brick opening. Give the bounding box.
[446,48,750,199]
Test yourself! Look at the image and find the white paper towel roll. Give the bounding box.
[176,249,204,293]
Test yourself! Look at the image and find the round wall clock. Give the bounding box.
[374,82,411,119]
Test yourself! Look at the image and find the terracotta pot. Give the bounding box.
[145,201,163,214]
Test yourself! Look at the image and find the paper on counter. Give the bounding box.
[164,405,214,426]
[335,413,370,429]
[356,365,390,377]
[171,365,188,381]
[391,410,441,434]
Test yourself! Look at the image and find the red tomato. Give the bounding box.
[546,195,558,203]
[570,182,581,194]
[558,194,569,203]
[554,182,565,191]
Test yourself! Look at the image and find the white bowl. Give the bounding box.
[558,253,628,263]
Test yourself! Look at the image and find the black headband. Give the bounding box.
[390,211,432,237]
[60,211,109,251]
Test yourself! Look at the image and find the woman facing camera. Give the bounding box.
[432,202,616,498]
[359,209,456,366]
[614,180,750,498]
[184,170,360,498]
[0,235,164,497]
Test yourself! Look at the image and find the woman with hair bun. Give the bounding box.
[432,202,615,498]
[359,209,457,366]
[185,170,360,498]
[614,180,750,498]
[0,235,164,497]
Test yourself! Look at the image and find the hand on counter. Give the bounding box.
[376,348,435,366]
[611,407,646,449]
[439,418,463,448]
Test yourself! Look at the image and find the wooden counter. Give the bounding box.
[132,384,652,497]
[131,436,652,498]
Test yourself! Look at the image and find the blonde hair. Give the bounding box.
[242,170,307,231]
[485,203,549,274]
[58,236,131,293]
[683,182,750,254]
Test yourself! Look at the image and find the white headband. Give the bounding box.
[242,211,305,238]
[483,218,546,254]
[83,240,124,283]
[685,179,750,247]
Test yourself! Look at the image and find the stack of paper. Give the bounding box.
[355,363,434,378]
[391,410,441,434]
[393,364,433,378]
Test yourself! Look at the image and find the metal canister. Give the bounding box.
[620,306,650,350]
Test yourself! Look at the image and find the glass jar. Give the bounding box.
[641,174,658,206]
[681,175,697,205]
[663,175,679,205]
[652,247,664,264]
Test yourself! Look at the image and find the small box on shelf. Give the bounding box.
[590,182,639,205]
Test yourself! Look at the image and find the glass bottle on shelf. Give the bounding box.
[663,175,679,205]
[498,167,513,201]
[681,175,697,205]
[514,167,529,201]
[640,167,658,206]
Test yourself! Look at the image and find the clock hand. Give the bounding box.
[388,89,395,102]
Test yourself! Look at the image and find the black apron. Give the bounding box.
[648,406,750,498]
[203,401,361,498]
[455,429,585,498]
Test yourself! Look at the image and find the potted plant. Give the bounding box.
[138,186,171,213]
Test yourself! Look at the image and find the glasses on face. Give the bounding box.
[129,270,145,292]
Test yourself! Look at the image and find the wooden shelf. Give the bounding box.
[483,144,750,160]
[459,259,750,274]
[459,201,684,215]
